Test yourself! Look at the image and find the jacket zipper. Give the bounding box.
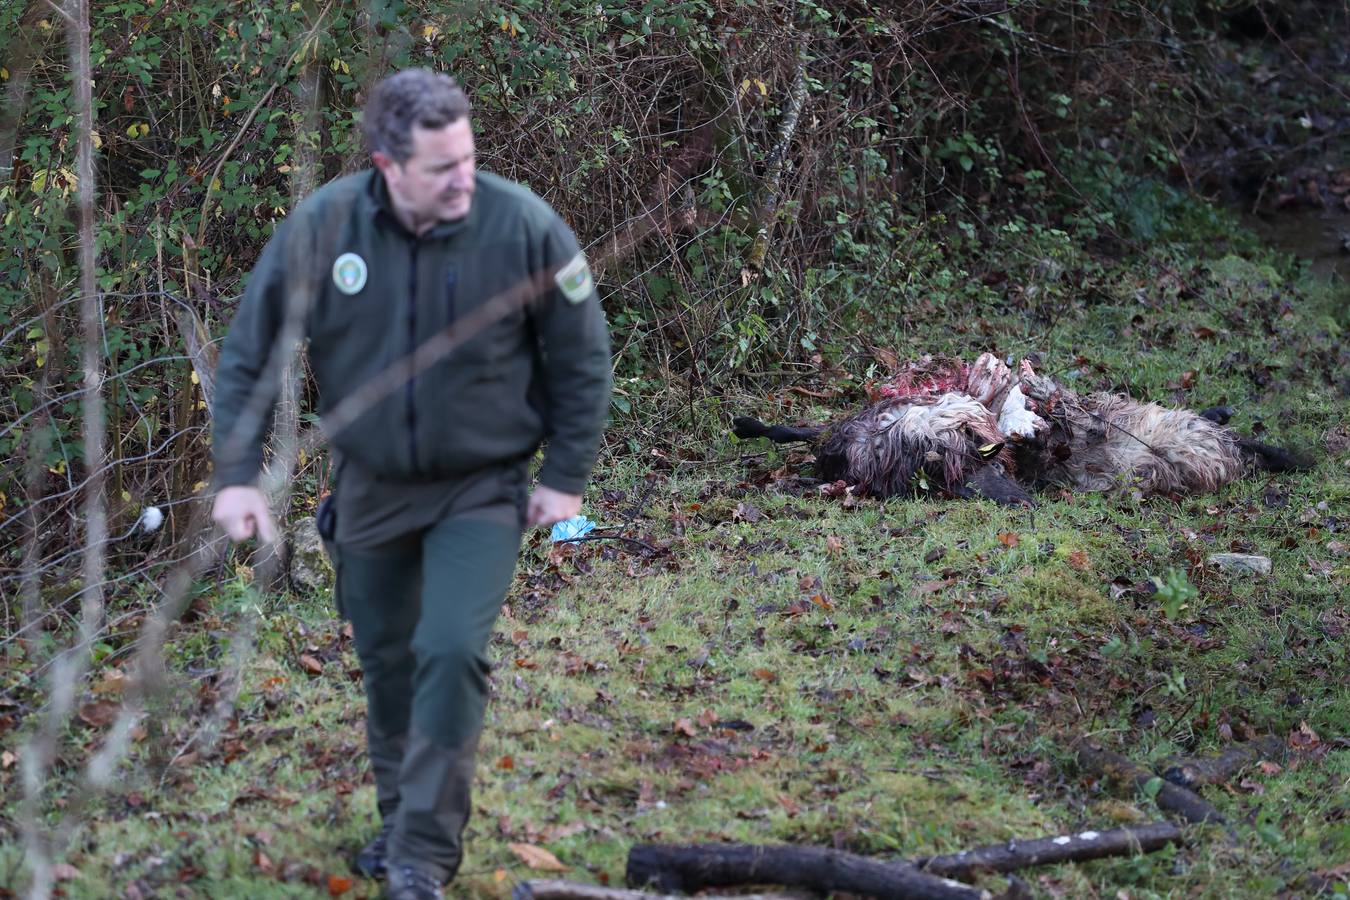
[406,238,421,475]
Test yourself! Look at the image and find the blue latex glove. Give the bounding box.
[551,515,597,542]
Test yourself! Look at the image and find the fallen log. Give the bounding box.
[914,822,1183,880]
[626,843,991,899]
[1077,742,1225,825]
[1161,735,1285,790]
[512,881,813,900]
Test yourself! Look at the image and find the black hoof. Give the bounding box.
[1198,405,1234,425]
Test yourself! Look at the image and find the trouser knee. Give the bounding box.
[411,645,492,747]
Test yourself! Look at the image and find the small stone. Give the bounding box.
[288,517,334,595]
[1206,553,1271,576]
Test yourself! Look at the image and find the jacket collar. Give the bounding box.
[358,169,477,240]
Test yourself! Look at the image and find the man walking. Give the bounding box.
[210,69,612,899]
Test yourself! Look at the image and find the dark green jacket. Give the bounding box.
[212,169,611,495]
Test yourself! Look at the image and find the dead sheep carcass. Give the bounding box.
[733,353,1308,504]
[1010,359,1310,494]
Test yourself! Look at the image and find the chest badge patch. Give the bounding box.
[332,252,369,295]
[554,252,594,304]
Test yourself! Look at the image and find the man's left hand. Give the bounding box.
[526,485,582,528]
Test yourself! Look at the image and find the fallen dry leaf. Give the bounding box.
[1318,860,1350,881]
[752,668,777,682]
[327,875,353,896]
[1289,721,1322,750]
[1,750,15,769]
[508,843,568,872]
[540,823,586,842]
[672,717,697,737]
[171,752,200,768]
[298,654,323,676]
[732,502,762,523]
[92,668,128,696]
[1067,549,1091,571]
[52,863,79,882]
[998,532,1020,548]
[496,755,515,771]
[77,700,120,728]
[825,535,844,555]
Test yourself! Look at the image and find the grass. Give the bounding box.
[1,214,1348,899]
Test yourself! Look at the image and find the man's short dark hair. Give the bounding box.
[362,69,471,163]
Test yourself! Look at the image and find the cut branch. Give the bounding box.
[915,822,1184,881]
[1077,742,1226,825]
[1161,736,1285,790]
[513,881,813,900]
[626,844,990,899]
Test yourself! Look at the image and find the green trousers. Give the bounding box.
[333,498,523,883]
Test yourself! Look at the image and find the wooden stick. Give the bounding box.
[626,844,990,900]
[1161,735,1285,790]
[915,822,1184,880]
[1077,742,1226,825]
[512,881,813,900]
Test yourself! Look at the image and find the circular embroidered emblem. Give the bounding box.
[332,252,368,295]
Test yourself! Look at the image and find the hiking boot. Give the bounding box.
[351,822,394,879]
[383,864,443,900]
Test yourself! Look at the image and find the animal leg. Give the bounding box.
[732,416,824,444]
[1198,405,1235,425]
[1236,438,1312,473]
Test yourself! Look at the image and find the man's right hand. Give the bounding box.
[212,485,279,543]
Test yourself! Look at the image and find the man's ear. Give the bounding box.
[371,151,395,176]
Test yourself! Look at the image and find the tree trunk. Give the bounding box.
[71,0,105,634]
[745,55,809,274]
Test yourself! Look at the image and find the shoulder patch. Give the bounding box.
[554,252,594,304]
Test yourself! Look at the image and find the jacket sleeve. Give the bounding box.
[531,219,613,495]
[211,217,306,488]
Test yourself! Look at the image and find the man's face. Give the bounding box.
[375,118,476,227]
